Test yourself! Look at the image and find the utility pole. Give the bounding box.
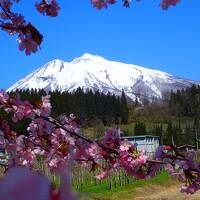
[171,135,175,146]
[195,129,199,151]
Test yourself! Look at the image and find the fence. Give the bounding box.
[34,159,135,190]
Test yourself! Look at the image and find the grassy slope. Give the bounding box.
[77,172,172,200]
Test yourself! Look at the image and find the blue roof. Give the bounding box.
[122,135,160,139]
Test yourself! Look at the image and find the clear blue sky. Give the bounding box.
[1,0,200,89]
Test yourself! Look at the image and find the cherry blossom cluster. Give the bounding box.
[156,145,200,194]
[1,89,200,199]
[0,0,182,55]
[90,0,181,9]
[0,0,60,55]
[160,0,181,10]
[91,0,117,9]
[0,90,149,190]
[35,0,60,17]
[0,166,77,200]
[0,0,40,55]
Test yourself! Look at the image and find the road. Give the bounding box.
[134,184,200,200]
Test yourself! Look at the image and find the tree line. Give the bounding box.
[2,85,200,146]
[4,88,129,128]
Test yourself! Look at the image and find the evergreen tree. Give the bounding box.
[134,122,147,136]
[120,90,129,124]
[151,124,163,144]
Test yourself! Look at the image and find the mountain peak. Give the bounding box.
[81,53,96,58]
[71,53,106,64]
[7,54,200,101]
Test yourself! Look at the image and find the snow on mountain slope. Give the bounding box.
[7,53,200,101]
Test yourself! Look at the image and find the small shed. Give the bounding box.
[121,135,160,157]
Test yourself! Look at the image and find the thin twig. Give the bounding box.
[41,115,119,154]
[0,2,12,20]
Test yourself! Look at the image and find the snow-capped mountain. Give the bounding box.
[7,53,200,101]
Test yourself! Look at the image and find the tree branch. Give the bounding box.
[41,115,119,154]
[0,2,12,20]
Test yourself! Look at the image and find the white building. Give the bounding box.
[122,135,160,157]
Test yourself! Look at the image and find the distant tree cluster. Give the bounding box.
[129,85,200,146]
[169,85,200,118]
[131,121,195,146]
[6,88,129,128]
[134,121,147,136]
[130,85,200,123]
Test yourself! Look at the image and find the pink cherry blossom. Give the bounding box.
[12,105,25,122]
[91,0,107,9]
[102,128,120,149]
[88,142,103,162]
[119,139,131,151]
[35,95,52,116]
[18,33,38,55]
[1,119,10,132]
[160,0,180,9]
[0,0,182,56]
[19,149,36,167]
[35,0,60,17]
[180,182,200,194]
[11,14,25,26]
[0,166,51,200]
[0,0,13,11]
[27,121,38,136]
[95,170,111,180]
[48,157,70,173]
[137,150,148,165]
[0,90,9,104]
[1,90,200,196]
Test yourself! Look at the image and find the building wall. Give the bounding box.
[122,136,160,157]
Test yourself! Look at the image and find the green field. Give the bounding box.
[77,171,172,200]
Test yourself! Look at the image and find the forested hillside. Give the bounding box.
[2,85,200,146]
[130,85,200,146]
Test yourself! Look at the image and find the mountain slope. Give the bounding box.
[7,53,200,100]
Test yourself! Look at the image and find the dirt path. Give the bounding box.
[134,184,200,200]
